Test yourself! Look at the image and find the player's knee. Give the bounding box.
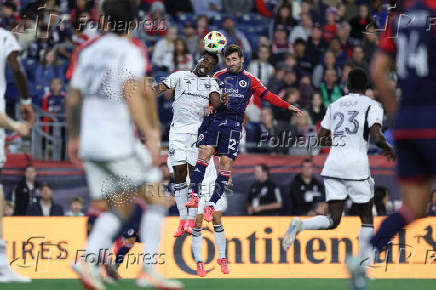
[213,224,224,233]
[173,165,187,183]
[198,146,214,159]
[195,216,203,228]
[212,213,222,225]
[219,156,233,171]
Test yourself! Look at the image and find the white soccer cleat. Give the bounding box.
[282,218,302,251]
[137,267,183,289]
[346,256,368,290]
[71,261,106,290]
[0,265,31,283]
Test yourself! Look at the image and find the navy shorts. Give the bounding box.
[395,138,436,182]
[197,118,242,160]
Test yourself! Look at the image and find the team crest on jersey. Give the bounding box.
[239,80,247,88]
[198,134,204,143]
[204,83,211,89]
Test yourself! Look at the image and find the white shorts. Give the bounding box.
[198,183,227,213]
[324,177,375,203]
[84,142,162,200]
[168,131,198,167]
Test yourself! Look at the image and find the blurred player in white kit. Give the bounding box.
[66,0,182,289]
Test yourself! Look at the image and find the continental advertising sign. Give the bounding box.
[3,217,436,279]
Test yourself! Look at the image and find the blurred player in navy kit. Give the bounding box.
[348,1,436,288]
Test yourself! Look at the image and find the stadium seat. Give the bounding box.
[177,13,197,24]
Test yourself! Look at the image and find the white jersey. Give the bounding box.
[70,33,146,160]
[162,71,220,134]
[0,28,21,102]
[320,94,384,180]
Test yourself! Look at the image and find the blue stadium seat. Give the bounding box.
[244,122,262,143]
[238,14,269,27]
[177,13,197,24]
[210,14,233,26]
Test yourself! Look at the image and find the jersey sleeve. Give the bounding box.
[209,78,221,94]
[367,101,384,128]
[378,18,396,55]
[162,71,181,89]
[3,32,21,58]
[320,105,332,130]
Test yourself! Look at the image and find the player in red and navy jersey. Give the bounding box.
[348,1,436,288]
[186,44,302,219]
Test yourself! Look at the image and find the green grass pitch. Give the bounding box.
[0,279,434,290]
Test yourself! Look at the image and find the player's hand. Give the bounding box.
[11,121,29,137]
[204,106,215,116]
[381,145,396,162]
[145,129,161,166]
[288,105,303,118]
[67,137,82,166]
[220,93,229,105]
[20,104,35,128]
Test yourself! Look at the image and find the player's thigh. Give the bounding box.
[186,134,199,167]
[401,181,433,218]
[83,161,112,201]
[324,178,348,202]
[396,138,436,182]
[168,132,189,167]
[217,127,241,160]
[346,179,373,204]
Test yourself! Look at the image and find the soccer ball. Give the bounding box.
[203,31,227,54]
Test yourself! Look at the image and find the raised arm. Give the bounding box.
[152,82,170,96]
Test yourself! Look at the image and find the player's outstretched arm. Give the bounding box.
[370,123,395,161]
[371,52,396,118]
[0,113,29,136]
[152,83,170,96]
[8,51,34,127]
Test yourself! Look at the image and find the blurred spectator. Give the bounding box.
[362,31,377,64]
[306,91,326,126]
[275,88,299,123]
[337,22,353,58]
[312,50,340,89]
[277,66,298,93]
[349,4,371,40]
[247,164,283,215]
[65,197,84,216]
[195,15,209,38]
[70,0,98,23]
[270,3,295,38]
[0,2,18,29]
[267,64,285,94]
[11,165,40,216]
[428,190,436,216]
[271,27,293,66]
[305,24,326,67]
[288,158,326,215]
[339,60,354,94]
[163,0,193,18]
[4,202,14,216]
[158,89,174,141]
[181,21,198,55]
[294,38,313,76]
[328,37,349,67]
[221,17,252,59]
[27,24,55,63]
[289,110,319,155]
[152,26,178,71]
[259,108,281,153]
[248,45,275,85]
[144,1,168,38]
[351,45,369,72]
[374,186,390,216]
[323,8,337,43]
[27,183,64,216]
[35,49,64,94]
[289,12,312,43]
[320,68,342,106]
[42,78,65,119]
[344,0,359,22]
[222,0,254,18]
[192,0,222,18]
[311,0,328,24]
[173,37,193,72]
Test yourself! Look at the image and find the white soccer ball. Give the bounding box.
[203,31,227,54]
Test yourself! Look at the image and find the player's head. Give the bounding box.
[347,68,368,94]
[100,0,137,35]
[224,44,244,73]
[194,52,218,77]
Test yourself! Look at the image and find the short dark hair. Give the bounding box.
[25,164,35,170]
[301,158,313,167]
[202,51,219,65]
[40,182,52,190]
[101,0,137,33]
[256,163,269,175]
[223,44,244,58]
[71,196,83,204]
[347,68,368,93]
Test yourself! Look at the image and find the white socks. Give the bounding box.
[141,204,166,270]
[213,225,226,259]
[192,228,203,262]
[86,212,122,262]
[359,224,375,267]
[188,208,197,220]
[301,215,332,230]
[174,182,188,221]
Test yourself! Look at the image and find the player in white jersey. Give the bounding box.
[152,52,221,236]
[282,69,394,266]
[0,27,33,283]
[66,1,181,289]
